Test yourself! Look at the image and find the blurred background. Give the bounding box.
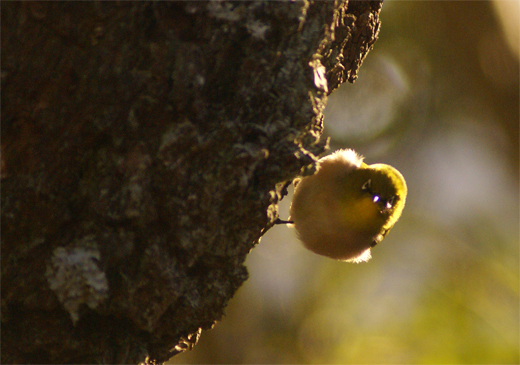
[170,1,519,363]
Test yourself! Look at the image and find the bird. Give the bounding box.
[283,149,407,263]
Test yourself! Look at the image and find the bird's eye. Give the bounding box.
[362,179,371,191]
[372,195,380,203]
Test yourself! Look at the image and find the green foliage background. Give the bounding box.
[170,1,519,363]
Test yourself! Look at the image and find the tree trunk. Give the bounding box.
[1,1,382,363]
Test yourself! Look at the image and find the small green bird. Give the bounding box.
[289,149,407,262]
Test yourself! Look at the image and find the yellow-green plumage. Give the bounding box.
[289,149,407,262]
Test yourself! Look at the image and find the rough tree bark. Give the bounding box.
[1,1,382,363]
